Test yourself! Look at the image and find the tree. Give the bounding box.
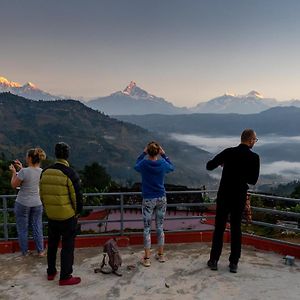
[291,185,300,199]
[0,156,16,195]
[80,162,112,192]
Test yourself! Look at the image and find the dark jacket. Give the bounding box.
[40,159,83,220]
[206,144,260,196]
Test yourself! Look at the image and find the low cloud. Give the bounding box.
[170,133,300,179]
[261,161,300,179]
[170,133,239,153]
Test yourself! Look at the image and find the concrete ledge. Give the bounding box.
[1,231,299,258]
[242,234,300,258]
[0,241,13,254]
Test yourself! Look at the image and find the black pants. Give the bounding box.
[47,216,77,280]
[210,194,246,264]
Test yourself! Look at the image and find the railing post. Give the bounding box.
[120,194,124,236]
[3,197,9,241]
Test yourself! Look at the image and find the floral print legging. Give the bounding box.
[142,196,167,249]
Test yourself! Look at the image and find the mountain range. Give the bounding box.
[87,81,188,115]
[193,91,275,114]
[2,75,300,114]
[87,82,300,115]
[0,92,211,187]
[0,76,60,101]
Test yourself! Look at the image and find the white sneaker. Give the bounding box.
[141,257,151,267]
[155,253,166,263]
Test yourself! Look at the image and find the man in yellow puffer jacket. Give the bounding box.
[40,142,83,286]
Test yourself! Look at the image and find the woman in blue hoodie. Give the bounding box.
[134,141,174,267]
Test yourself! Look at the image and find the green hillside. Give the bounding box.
[0,93,212,187]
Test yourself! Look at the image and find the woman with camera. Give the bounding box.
[134,141,174,267]
[9,148,46,256]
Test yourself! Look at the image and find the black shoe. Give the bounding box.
[207,260,218,271]
[229,262,238,273]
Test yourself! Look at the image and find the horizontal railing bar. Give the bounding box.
[251,220,300,233]
[0,208,14,212]
[0,195,17,199]
[1,190,299,201]
[0,215,215,227]
[79,216,212,225]
[81,190,215,197]
[83,205,122,210]
[53,203,215,211]
[252,206,300,218]
[249,192,300,204]
[78,228,214,238]
[167,203,214,208]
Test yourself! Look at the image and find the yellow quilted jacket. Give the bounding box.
[40,159,82,221]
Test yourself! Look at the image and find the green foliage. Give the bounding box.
[291,185,300,199]
[249,195,264,207]
[290,204,300,213]
[80,162,112,193]
[269,180,300,197]
[241,224,277,238]
[247,194,300,240]
[0,154,17,195]
[79,162,118,207]
[0,92,212,187]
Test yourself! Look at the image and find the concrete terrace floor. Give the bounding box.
[0,243,299,300]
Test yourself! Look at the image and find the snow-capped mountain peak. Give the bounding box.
[122,81,136,95]
[23,82,37,89]
[224,92,236,97]
[245,90,263,98]
[0,75,59,101]
[0,76,21,88]
[193,90,271,114]
[88,81,188,115]
[120,81,155,100]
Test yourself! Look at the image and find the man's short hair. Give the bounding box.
[55,142,70,159]
[241,129,255,142]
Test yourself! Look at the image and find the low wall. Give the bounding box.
[1,231,299,258]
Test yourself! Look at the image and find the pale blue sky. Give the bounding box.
[1,0,300,106]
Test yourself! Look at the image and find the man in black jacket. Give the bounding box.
[206,129,260,273]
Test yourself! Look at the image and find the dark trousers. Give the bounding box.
[47,216,77,280]
[210,193,246,264]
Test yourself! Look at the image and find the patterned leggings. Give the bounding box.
[142,196,167,249]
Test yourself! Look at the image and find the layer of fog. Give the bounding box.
[170,133,300,180]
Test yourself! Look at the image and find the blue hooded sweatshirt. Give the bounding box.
[134,152,174,199]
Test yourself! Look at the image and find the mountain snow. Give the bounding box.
[2,75,300,114]
[0,76,60,101]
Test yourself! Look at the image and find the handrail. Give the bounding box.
[249,192,300,204]
[0,191,299,242]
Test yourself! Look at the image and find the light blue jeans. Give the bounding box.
[142,196,167,249]
[14,202,44,255]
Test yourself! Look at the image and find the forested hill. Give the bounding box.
[116,107,300,136]
[0,93,212,187]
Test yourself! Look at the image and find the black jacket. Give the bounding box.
[206,144,260,195]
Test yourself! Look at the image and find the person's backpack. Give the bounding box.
[94,238,122,276]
